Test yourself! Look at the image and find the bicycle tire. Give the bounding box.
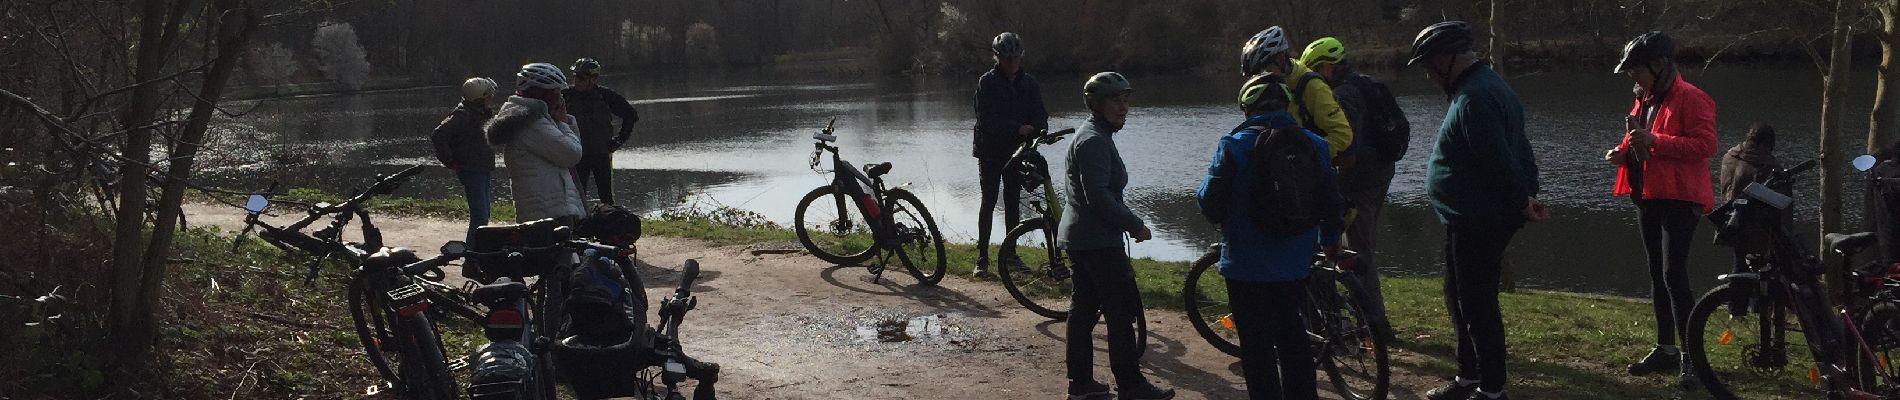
[886,189,947,285]
[999,219,1071,320]
[400,313,460,400]
[349,277,405,386]
[1687,283,1796,400]
[1182,249,1242,356]
[533,268,565,400]
[1316,272,1390,400]
[794,186,875,265]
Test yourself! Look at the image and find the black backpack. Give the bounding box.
[1344,73,1413,164]
[1248,126,1326,237]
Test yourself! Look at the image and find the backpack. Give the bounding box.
[1248,126,1326,237]
[1289,72,1327,136]
[1344,73,1412,164]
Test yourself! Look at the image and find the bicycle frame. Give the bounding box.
[1003,128,1073,262]
[812,140,894,239]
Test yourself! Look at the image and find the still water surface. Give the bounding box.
[203,66,1881,296]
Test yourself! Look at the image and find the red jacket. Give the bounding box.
[1613,74,1719,212]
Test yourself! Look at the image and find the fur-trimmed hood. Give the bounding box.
[485,96,550,146]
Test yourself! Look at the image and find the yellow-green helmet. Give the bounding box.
[1238,73,1292,112]
[1300,37,1346,67]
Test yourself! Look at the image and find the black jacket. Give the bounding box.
[430,101,497,171]
[972,67,1048,159]
[564,85,640,156]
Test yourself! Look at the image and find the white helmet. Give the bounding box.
[1241,26,1291,76]
[515,63,569,90]
[460,77,497,101]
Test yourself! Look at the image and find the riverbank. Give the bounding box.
[177,187,1824,398]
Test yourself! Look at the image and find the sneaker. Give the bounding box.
[1425,379,1479,400]
[1067,380,1112,400]
[972,257,994,278]
[1115,381,1175,400]
[1679,365,1701,391]
[1628,346,1682,376]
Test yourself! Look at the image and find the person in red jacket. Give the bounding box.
[1602,31,1718,389]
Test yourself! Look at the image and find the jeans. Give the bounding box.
[576,152,615,205]
[976,157,1022,262]
[1228,278,1317,400]
[1443,222,1519,392]
[1342,184,1392,334]
[457,169,493,236]
[1066,246,1147,387]
[1637,198,1699,346]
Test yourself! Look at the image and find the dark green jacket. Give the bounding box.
[1425,62,1540,226]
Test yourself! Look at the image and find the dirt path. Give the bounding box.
[183,203,1442,400]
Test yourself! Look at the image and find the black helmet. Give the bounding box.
[571,58,602,77]
[1407,21,1475,66]
[1614,31,1675,74]
[992,32,1024,58]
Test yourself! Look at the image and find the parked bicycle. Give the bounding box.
[1686,157,1900,399]
[231,165,483,398]
[458,218,624,400]
[1183,245,1391,400]
[794,117,947,285]
[995,127,1076,319]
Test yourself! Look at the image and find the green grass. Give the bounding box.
[191,189,1826,399]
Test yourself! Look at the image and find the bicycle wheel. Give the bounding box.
[1688,283,1808,399]
[999,219,1072,320]
[1314,271,1390,400]
[1182,249,1242,356]
[398,314,459,400]
[349,278,406,387]
[886,189,947,285]
[794,186,875,265]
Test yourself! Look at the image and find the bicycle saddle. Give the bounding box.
[863,162,892,178]
[470,280,530,304]
[1825,232,1879,257]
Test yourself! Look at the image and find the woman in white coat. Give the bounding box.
[485,62,586,223]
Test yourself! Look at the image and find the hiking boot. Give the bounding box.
[1424,379,1479,400]
[1067,380,1112,400]
[1115,381,1175,400]
[1628,346,1682,376]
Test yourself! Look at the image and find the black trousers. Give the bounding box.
[977,157,1022,260]
[1637,199,1699,346]
[576,152,615,205]
[1228,278,1317,400]
[1066,246,1146,387]
[1443,222,1518,392]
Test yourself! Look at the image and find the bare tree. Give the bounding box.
[1819,0,1854,299]
[312,22,371,91]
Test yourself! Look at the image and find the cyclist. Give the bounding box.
[1196,73,1344,400]
[1716,123,1778,315]
[430,77,499,234]
[1602,31,1718,389]
[1239,26,1353,159]
[972,32,1049,278]
[1301,36,1409,338]
[1057,72,1172,400]
[564,58,641,206]
[1410,21,1545,400]
[484,62,585,223]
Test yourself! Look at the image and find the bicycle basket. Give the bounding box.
[469,219,565,279]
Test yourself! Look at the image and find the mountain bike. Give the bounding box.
[794,117,947,285]
[231,165,482,398]
[1183,245,1391,400]
[1686,157,1900,399]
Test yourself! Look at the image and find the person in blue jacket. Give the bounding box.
[1196,73,1344,400]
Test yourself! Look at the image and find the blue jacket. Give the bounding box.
[1197,112,1345,283]
[1426,62,1539,227]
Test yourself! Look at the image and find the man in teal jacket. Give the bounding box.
[1410,21,1547,400]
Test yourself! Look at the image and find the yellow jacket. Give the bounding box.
[1283,60,1354,158]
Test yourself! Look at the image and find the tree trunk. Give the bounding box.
[1489,0,1505,76]
[1821,0,1853,301]
[124,0,259,366]
[1869,0,1900,233]
[107,0,176,361]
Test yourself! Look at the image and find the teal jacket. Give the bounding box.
[1425,62,1540,226]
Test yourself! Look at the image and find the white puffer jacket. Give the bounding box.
[484,95,585,222]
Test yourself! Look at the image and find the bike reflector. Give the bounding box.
[397,302,431,317]
[486,309,524,329]
[1218,314,1235,331]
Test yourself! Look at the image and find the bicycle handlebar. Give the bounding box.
[675,259,701,301]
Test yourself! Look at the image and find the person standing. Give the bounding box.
[1058,72,1172,400]
[1196,73,1343,400]
[1604,31,1718,389]
[486,63,585,223]
[972,32,1049,278]
[431,77,499,233]
[564,58,640,205]
[1239,26,1354,159]
[1409,21,1546,400]
[1300,36,1411,338]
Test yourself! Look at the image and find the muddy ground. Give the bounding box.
[183,203,1448,399]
